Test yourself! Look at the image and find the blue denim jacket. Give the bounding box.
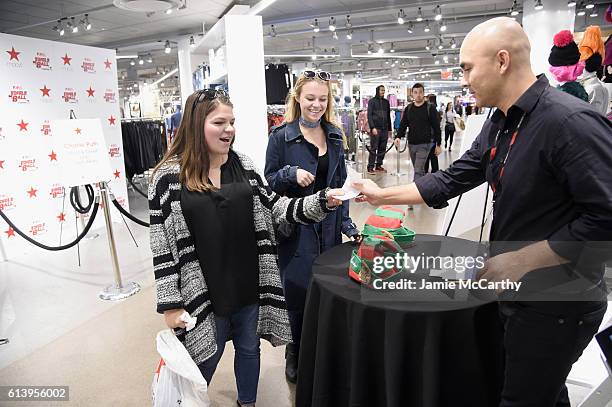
[265,120,358,253]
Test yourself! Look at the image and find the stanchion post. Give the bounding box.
[361,131,367,178]
[77,186,99,240]
[0,238,6,262]
[97,181,140,301]
[389,141,408,177]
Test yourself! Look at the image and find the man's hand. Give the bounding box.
[326,188,345,207]
[434,145,442,156]
[163,309,187,329]
[477,251,531,292]
[296,169,315,187]
[371,128,378,136]
[352,179,386,206]
[394,138,401,148]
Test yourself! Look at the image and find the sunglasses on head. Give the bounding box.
[191,89,230,114]
[302,70,331,81]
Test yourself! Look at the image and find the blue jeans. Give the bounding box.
[198,304,260,405]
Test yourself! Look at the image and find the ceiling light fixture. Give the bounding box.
[164,40,171,54]
[534,0,544,11]
[407,22,414,34]
[425,41,431,51]
[80,14,92,31]
[416,7,424,22]
[138,57,144,65]
[346,30,353,40]
[269,24,277,37]
[189,35,195,47]
[357,60,362,67]
[329,17,336,32]
[130,59,135,66]
[577,3,586,15]
[367,43,374,54]
[332,31,338,40]
[378,44,385,54]
[397,9,406,24]
[390,42,395,53]
[567,0,577,7]
[166,7,174,14]
[589,8,598,16]
[424,20,431,32]
[311,19,320,32]
[147,54,153,63]
[345,15,352,29]
[585,1,594,9]
[434,5,443,21]
[450,38,457,48]
[440,20,447,31]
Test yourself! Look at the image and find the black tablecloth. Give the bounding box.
[295,235,504,407]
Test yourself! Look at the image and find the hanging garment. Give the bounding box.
[121,120,165,179]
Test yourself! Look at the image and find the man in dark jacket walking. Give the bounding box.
[367,85,392,174]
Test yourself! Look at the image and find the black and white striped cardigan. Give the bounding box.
[148,150,334,365]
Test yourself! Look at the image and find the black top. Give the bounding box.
[397,102,442,145]
[367,96,392,130]
[180,150,260,317]
[312,150,329,193]
[415,75,612,284]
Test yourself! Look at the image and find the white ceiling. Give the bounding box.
[0,0,610,90]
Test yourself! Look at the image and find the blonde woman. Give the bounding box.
[149,89,344,407]
[264,70,360,383]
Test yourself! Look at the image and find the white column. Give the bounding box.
[522,0,575,85]
[177,38,194,107]
[342,74,353,102]
[224,14,268,168]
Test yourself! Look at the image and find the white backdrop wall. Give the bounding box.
[0,33,128,254]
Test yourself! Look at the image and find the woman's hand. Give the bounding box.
[326,188,345,207]
[163,308,187,329]
[352,234,363,244]
[296,169,315,187]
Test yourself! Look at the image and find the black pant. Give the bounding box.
[498,301,606,407]
[445,124,455,147]
[367,127,388,170]
[424,144,439,173]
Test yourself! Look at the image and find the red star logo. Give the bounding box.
[48,150,57,161]
[75,128,82,135]
[86,86,95,97]
[104,59,112,69]
[6,47,20,61]
[0,160,4,169]
[27,186,38,198]
[108,115,116,125]
[40,85,51,97]
[62,53,71,65]
[17,120,28,131]
[4,227,15,238]
[57,212,66,222]
[113,170,121,179]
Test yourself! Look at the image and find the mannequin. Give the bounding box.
[579,26,609,115]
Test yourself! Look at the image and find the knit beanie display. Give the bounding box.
[579,25,605,63]
[585,53,603,74]
[549,30,581,66]
[558,81,589,102]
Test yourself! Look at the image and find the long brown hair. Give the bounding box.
[152,91,233,192]
[284,73,342,129]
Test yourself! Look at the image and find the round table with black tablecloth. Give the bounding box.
[295,234,504,407]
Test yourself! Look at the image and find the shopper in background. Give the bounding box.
[424,94,441,174]
[149,89,344,407]
[442,102,458,150]
[264,70,361,384]
[366,84,392,174]
[353,17,612,407]
[395,84,441,182]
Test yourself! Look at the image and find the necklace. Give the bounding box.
[299,116,321,128]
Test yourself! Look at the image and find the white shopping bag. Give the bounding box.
[152,329,210,407]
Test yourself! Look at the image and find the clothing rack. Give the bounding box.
[121,119,166,179]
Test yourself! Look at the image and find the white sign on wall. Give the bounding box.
[0,33,128,251]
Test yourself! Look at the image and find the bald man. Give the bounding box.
[354,17,612,406]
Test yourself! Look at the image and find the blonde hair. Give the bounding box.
[152,92,233,192]
[284,73,342,130]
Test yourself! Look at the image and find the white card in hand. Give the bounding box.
[337,166,363,201]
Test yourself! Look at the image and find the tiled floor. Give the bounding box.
[0,131,610,406]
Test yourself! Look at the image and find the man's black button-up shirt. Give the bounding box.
[415,75,612,269]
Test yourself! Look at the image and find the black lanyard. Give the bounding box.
[489,113,526,196]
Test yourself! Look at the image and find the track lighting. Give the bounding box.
[567,0,576,7]
[407,22,414,34]
[269,25,277,37]
[424,20,431,32]
[534,0,544,11]
[434,5,443,21]
[450,38,457,49]
[164,40,171,54]
[416,7,424,22]
[397,9,406,25]
[440,20,447,32]
[329,17,336,32]
[585,1,594,9]
[189,35,195,47]
[346,30,353,40]
[311,19,320,32]
[345,15,352,29]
